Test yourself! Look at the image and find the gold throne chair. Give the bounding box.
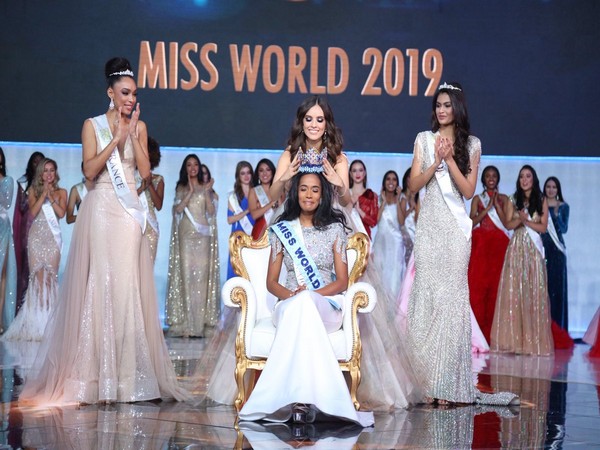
[222,230,377,412]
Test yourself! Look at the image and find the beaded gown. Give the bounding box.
[541,203,569,330]
[141,174,163,262]
[407,131,480,403]
[2,202,60,341]
[12,178,34,309]
[0,176,16,333]
[491,204,554,356]
[165,186,219,337]
[20,116,188,404]
[238,223,374,427]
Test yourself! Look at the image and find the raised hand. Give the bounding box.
[281,150,301,183]
[322,158,343,188]
[129,103,140,138]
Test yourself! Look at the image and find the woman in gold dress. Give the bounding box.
[491,164,553,356]
[165,154,219,338]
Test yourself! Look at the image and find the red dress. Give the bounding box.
[468,195,509,342]
[357,189,378,239]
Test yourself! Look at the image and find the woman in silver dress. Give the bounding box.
[406,82,517,406]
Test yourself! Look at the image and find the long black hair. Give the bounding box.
[0,147,6,178]
[252,158,276,187]
[431,82,471,176]
[515,164,543,216]
[381,170,399,195]
[25,151,45,190]
[276,172,348,231]
[544,176,565,203]
[176,154,203,190]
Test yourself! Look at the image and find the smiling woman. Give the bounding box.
[19,57,189,405]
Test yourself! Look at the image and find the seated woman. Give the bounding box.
[238,162,374,427]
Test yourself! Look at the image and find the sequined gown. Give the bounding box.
[142,174,163,262]
[239,223,374,427]
[491,205,554,356]
[407,131,480,403]
[2,201,61,341]
[12,178,34,309]
[165,186,219,337]
[541,203,569,330]
[0,176,17,333]
[20,115,188,404]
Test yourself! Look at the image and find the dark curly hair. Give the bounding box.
[431,82,470,176]
[480,165,500,190]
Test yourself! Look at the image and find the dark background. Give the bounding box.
[1,0,597,156]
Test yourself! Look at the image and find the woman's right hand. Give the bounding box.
[280,151,301,182]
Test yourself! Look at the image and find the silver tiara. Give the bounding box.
[438,82,461,91]
[109,69,134,77]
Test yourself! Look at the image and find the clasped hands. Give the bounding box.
[111,105,141,141]
[434,135,453,169]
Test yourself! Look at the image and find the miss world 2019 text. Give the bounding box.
[137,41,444,97]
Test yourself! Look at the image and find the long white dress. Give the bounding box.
[238,223,374,427]
[19,114,188,404]
[371,201,405,302]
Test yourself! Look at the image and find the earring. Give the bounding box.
[109,98,115,110]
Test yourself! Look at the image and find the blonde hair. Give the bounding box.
[31,158,60,198]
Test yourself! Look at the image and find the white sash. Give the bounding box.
[41,200,62,251]
[229,192,253,235]
[184,206,210,236]
[254,185,274,225]
[272,220,341,311]
[426,132,472,240]
[92,114,146,233]
[524,211,545,258]
[139,189,160,235]
[546,211,567,255]
[75,182,88,213]
[479,192,510,238]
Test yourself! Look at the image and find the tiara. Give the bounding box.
[109,69,135,77]
[298,147,328,173]
[438,82,461,91]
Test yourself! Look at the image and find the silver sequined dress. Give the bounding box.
[407,131,480,403]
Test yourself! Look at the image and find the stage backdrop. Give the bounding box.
[2,143,598,337]
[1,0,599,156]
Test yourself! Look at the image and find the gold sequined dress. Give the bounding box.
[490,205,554,355]
[406,131,480,403]
[143,174,163,262]
[20,114,188,404]
[165,186,219,337]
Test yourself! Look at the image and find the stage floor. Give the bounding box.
[0,339,598,449]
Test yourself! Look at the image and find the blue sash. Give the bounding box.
[271,220,325,290]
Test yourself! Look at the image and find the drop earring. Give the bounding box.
[109,98,115,110]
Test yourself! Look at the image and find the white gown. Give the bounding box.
[371,202,405,301]
[238,223,374,427]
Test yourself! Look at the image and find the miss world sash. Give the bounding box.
[41,200,62,251]
[479,192,511,238]
[92,114,146,233]
[271,220,341,310]
[426,132,472,240]
[228,192,253,235]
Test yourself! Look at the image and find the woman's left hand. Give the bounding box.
[518,209,529,224]
[129,103,140,138]
[322,159,343,188]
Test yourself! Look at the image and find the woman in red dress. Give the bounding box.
[348,159,378,239]
[467,165,510,342]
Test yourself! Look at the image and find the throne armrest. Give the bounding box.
[340,281,378,361]
[344,281,377,314]
[222,277,259,351]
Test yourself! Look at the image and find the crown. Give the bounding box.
[109,69,135,78]
[438,82,461,91]
[298,147,328,173]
